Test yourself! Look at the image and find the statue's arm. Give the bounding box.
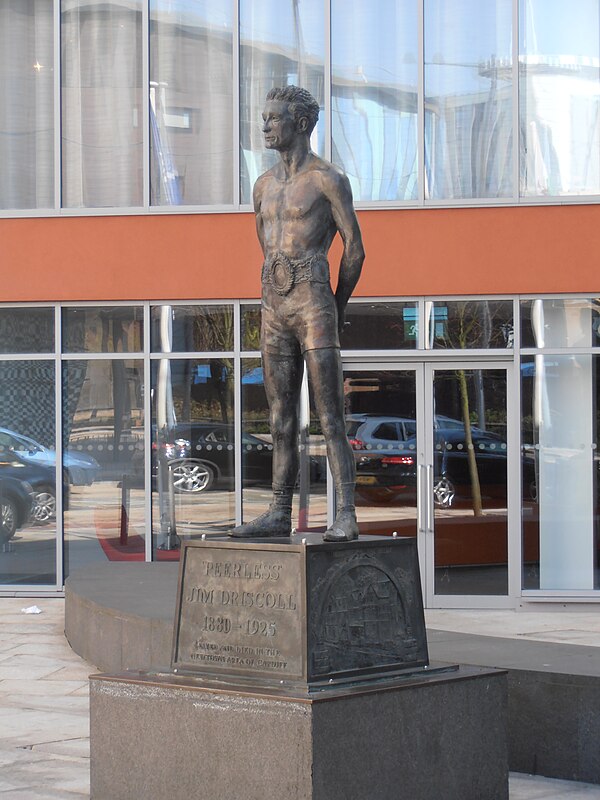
[325,171,365,333]
[253,176,266,255]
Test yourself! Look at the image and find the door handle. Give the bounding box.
[426,464,433,532]
[417,464,425,532]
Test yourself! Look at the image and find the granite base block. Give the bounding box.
[90,666,508,800]
[508,669,600,784]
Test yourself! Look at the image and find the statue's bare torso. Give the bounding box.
[255,155,345,262]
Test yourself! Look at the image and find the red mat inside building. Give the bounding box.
[95,510,180,562]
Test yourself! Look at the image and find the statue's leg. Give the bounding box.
[304,348,359,542]
[229,348,303,538]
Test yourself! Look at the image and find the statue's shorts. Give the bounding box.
[260,252,340,357]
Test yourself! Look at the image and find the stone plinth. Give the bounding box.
[173,534,428,689]
[90,666,508,800]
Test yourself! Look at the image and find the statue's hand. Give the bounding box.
[337,306,348,337]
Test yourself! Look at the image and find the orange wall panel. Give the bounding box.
[0,203,598,302]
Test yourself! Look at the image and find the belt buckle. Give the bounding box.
[269,253,295,296]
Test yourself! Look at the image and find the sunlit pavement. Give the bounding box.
[0,598,598,798]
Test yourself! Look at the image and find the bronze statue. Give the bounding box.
[230,86,364,542]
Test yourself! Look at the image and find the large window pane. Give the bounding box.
[340,302,418,349]
[63,360,145,574]
[152,358,235,558]
[0,1,54,210]
[151,305,234,353]
[332,0,418,202]
[62,306,143,353]
[0,360,56,586]
[240,0,325,204]
[0,308,54,354]
[521,298,600,349]
[429,300,513,349]
[521,354,599,591]
[150,1,233,205]
[241,304,261,352]
[520,0,600,197]
[61,0,143,208]
[425,0,513,200]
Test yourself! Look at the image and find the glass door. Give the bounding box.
[343,367,422,541]
[424,363,513,606]
[343,361,515,607]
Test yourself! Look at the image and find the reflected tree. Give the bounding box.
[434,301,511,516]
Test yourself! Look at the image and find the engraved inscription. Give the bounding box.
[174,546,303,679]
[186,587,296,610]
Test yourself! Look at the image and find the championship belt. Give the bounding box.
[261,253,323,296]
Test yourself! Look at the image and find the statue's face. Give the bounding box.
[261,100,298,151]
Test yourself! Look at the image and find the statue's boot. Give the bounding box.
[323,508,359,542]
[229,484,293,538]
[229,507,292,538]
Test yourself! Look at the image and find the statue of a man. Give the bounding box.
[230,86,365,542]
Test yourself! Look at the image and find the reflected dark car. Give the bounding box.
[355,447,418,502]
[431,429,509,508]
[0,427,100,486]
[153,423,250,493]
[355,427,535,508]
[0,451,59,524]
[0,475,35,543]
[154,423,321,494]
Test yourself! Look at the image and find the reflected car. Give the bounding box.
[346,414,417,453]
[154,423,267,493]
[431,429,508,508]
[355,427,532,508]
[0,475,35,543]
[0,427,100,486]
[0,451,59,524]
[153,423,321,494]
[347,414,488,455]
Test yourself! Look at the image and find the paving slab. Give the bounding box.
[1,596,600,798]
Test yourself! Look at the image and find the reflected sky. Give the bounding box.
[426,0,513,96]
[149,1,600,83]
[521,0,599,57]
[332,0,417,85]
[150,1,232,26]
[240,0,324,53]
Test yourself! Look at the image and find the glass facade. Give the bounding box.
[62,306,143,353]
[428,300,514,349]
[61,0,144,208]
[340,302,419,350]
[4,1,600,211]
[424,0,513,200]
[0,297,597,606]
[331,0,418,202]
[0,1,54,210]
[522,354,599,591]
[0,359,56,586]
[239,0,325,204]
[151,357,236,558]
[0,308,54,354]
[63,358,145,576]
[520,0,600,197]
[150,1,233,205]
[151,305,234,353]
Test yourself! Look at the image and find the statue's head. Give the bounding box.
[265,86,320,136]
